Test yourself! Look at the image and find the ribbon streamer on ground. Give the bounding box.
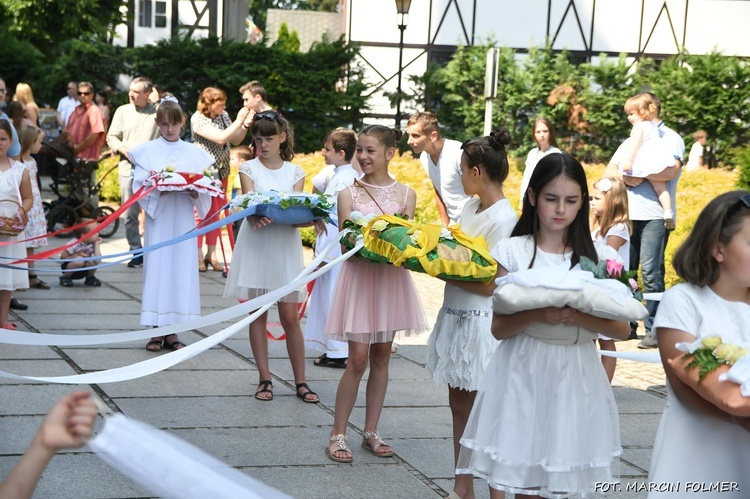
[0,238,362,383]
[89,413,290,499]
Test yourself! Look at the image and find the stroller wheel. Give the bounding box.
[94,206,120,239]
[47,205,78,238]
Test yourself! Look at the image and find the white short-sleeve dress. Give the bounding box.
[648,284,750,497]
[224,158,306,304]
[457,235,622,497]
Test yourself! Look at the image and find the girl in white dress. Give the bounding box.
[426,128,517,499]
[130,101,213,351]
[618,94,676,229]
[648,190,750,497]
[0,120,33,330]
[590,176,632,382]
[224,111,319,404]
[519,117,561,209]
[457,153,630,499]
[18,126,49,290]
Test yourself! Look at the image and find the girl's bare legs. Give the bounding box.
[249,309,271,398]
[0,290,11,326]
[278,301,317,401]
[363,341,393,454]
[328,341,370,460]
[599,338,617,383]
[449,386,477,499]
[489,487,507,499]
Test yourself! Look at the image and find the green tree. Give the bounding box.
[272,23,301,52]
[0,0,126,56]
[649,51,750,155]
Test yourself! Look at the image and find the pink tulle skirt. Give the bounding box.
[324,259,427,344]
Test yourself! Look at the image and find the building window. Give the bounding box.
[155,1,167,28]
[138,0,152,28]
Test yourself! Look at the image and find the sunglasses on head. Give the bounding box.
[78,91,92,96]
[461,139,483,169]
[253,110,280,123]
[726,193,750,220]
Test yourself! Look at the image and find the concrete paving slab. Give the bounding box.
[101,369,256,398]
[619,413,663,447]
[63,347,251,371]
[17,299,142,315]
[0,384,100,415]
[0,454,152,498]
[28,314,141,331]
[392,437,455,480]
[247,462,442,499]
[0,359,80,384]
[114,395,332,429]
[349,407,452,439]
[620,448,653,473]
[613,387,666,413]
[0,415,106,454]
[0,345,61,360]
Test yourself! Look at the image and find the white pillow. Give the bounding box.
[492,282,648,346]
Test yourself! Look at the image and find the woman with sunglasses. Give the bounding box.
[190,87,250,272]
[646,191,750,496]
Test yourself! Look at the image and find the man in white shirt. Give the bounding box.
[406,112,470,225]
[56,81,79,129]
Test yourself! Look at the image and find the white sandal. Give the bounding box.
[325,434,353,463]
[361,431,394,457]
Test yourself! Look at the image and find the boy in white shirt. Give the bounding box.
[306,128,361,368]
[406,112,470,225]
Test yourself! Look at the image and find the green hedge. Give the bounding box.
[409,44,750,165]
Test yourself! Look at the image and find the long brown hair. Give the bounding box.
[673,190,750,286]
[591,177,631,240]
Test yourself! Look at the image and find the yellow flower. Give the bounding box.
[371,219,388,232]
[712,343,746,364]
[165,166,175,172]
[701,336,723,350]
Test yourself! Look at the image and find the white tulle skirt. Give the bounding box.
[457,333,622,498]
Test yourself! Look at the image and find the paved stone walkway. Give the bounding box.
[0,180,667,498]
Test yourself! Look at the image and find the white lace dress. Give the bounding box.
[426,197,517,391]
[457,235,622,497]
[224,158,305,303]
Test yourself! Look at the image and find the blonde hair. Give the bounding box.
[19,125,43,157]
[591,177,631,240]
[624,94,658,121]
[14,83,36,105]
[406,111,439,135]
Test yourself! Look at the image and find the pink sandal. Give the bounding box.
[2,323,17,330]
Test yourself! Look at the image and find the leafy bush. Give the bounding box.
[125,35,367,152]
[97,155,121,202]
[416,44,750,165]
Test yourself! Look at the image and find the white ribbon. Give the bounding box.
[89,414,291,499]
[0,236,347,346]
[0,238,363,384]
[597,350,662,363]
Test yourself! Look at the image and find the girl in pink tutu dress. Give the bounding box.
[324,125,427,463]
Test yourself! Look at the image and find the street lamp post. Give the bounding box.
[394,0,412,129]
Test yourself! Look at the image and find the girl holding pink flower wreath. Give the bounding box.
[590,176,632,382]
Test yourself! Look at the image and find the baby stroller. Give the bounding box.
[39,134,120,238]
